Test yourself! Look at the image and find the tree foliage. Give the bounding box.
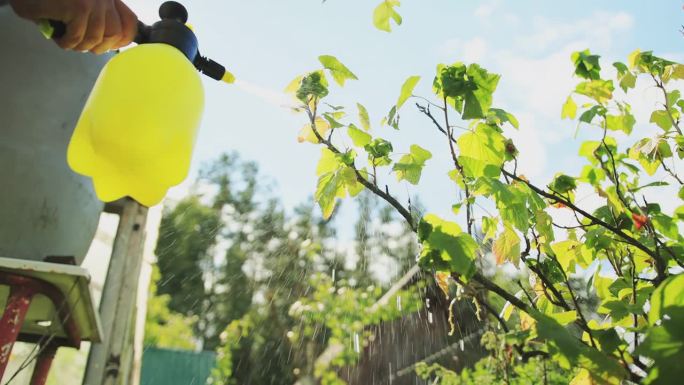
[287,44,684,384]
[151,149,420,384]
[144,265,197,350]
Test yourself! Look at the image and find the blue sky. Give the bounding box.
[128,0,683,239]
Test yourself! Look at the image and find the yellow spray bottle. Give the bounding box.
[42,2,233,206]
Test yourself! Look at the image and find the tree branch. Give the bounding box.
[441,97,473,235]
[501,169,663,278]
[653,74,683,135]
[307,104,416,231]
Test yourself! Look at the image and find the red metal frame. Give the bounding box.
[0,272,81,384]
[29,343,57,385]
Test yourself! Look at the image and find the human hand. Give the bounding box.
[9,0,137,54]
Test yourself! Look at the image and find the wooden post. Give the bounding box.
[82,199,148,385]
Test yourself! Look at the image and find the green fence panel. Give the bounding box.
[141,347,216,385]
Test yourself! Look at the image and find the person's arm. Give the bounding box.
[8,0,137,54]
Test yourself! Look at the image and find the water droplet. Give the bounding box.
[396,295,402,311]
[428,312,433,324]
[353,333,361,353]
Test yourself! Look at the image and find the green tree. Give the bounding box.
[352,191,418,287]
[155,196,220,346]
[154,153,268,350]
[210,200,344,385]
[144,265,197,350]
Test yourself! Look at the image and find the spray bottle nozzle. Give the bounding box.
[40,1,230,83]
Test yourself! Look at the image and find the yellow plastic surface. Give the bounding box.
[67,44,204,206]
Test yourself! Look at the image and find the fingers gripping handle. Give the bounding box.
[38,19,149,44]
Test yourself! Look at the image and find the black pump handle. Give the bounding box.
[47,0,186,41]
[45,1,229,82]
[47,19,148,43]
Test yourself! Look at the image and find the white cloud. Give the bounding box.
[438,37,488,62]
[475,1,498,19]
[495,43,579,122]
[473,0,519,26]
[517,12,634,53]
[504,112,546,179]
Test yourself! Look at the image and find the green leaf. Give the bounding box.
[364,138,393,160]
[638,274,684,385]
[627,49,643,70]
[666,64,684,82]
[393,144,432,184]
[572,50,602,80]
[434,63,500,119]
[535,210,555,242]
[629,181,668,193]
[487,108,519,129]
[322,112,345,129]
[314,154,362,219]
[383,105,400,130]
[578,141,600,164]
[296,71,329,102]
[618,71,636,92]
[316,148,342,176]
[562,96,578,120]
[482,216,498,241]
[531,310,626,383]
[578,105,601,125]
[578,105,607,128]
[339,166,363,197]
[493,225,520,265]
[580,165,606,185]
[551,240,586,272]
[548,310,578,326]
[457,124,506,178]
[639,322,684,385]
[474,178,529,232]
[613,62,636,92]
[676,135,684,159]
[357,103,371,131]
[297,117,331,144]
[337,149,356,167]
[606,110,636,134]
[549,174,577,194]
[650,110,673,131]
[348,125,371,147]
[315,171,344,219]
[613,61,628,76]
[284,75,304,94]
[319,55,358,87]
[463,64,501,119]
[575,80,614,104]
[373,0,402,32]
[667,90,681,109]
[649,274,684,325]
[397,76,420,109]
[651,214,678,239]
[417,214,478,278]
